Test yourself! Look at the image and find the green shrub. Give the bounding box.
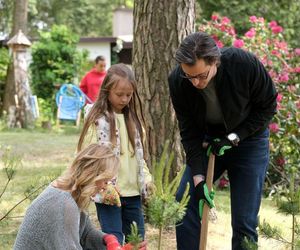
[30,25,88,101]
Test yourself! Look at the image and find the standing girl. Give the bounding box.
[77,63,153,245]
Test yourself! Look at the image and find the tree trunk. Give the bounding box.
[133,0,195,173]
[3,0,28,115]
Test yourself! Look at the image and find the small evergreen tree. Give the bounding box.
[259,170,300,249]
[145,141,190,250]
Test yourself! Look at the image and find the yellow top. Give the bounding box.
[115,113,152,197]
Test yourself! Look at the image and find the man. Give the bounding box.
[80,55,106,103]
[168,32,277,250]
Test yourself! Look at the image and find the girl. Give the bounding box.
[77,63,153,245]
[14,144,126,250]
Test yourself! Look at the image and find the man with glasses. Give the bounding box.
[168,32,277,250]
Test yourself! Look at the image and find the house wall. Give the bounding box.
[113,8,133,37]
[77,42,111,67]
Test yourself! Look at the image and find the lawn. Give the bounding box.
[0,129,291,249]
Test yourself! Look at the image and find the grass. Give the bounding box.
[0,129,293,249]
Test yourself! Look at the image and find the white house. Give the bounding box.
[77,7,133,67]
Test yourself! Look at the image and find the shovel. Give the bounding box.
[199,153,215,250]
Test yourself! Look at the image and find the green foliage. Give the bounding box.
[200,14,300,194]
[0,48,9,108]
[197,0,300,47]
[259,172,300,249]
[127,221,143,250]
[30,25,88,101]
[241,236,258,250]
[145,141,189,250]
[259,219,283,241]
[1,0,134,38]
[0,144,55,223]
[37,97,55,123]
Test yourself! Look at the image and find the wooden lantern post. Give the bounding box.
[7,29,35,128]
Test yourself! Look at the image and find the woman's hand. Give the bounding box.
[103,234,147,250]
[123,241,147,250]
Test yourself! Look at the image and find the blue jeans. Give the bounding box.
[95,195,145,245]
[176,129,270,250]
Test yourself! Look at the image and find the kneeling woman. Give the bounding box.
[14,144,144,250]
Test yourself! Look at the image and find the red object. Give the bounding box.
[103,234,122,250]
[103,234,147,250]
[79,68,106,103]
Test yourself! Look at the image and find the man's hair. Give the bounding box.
[175,32,221,66]
[95,55,106,64]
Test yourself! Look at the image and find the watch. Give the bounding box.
[227,133,240,146]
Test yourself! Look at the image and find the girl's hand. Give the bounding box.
[145,182,156,197]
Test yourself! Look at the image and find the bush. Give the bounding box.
[30,25,88,101]
[199,15,300,193]
[0,48,9,110]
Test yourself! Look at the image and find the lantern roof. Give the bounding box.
[7,30,31,47]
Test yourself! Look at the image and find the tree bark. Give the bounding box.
[3,0,28,115]
[133,0,195,173]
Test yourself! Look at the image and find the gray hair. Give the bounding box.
[175,32,221,66]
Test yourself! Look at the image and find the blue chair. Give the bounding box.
[56,84,86,126]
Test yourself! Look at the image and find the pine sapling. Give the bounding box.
[145,141,190,250]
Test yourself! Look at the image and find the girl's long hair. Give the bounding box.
[55,144,119,210]
[77,63,146,156]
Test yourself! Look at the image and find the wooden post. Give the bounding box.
[199,154,215,250]
[7,30,34,128]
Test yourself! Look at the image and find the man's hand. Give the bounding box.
[194,181,215,219]
[207,137,232,156]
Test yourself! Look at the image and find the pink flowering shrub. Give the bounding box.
[199,15,300,192]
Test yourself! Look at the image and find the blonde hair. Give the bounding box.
[77,63,146,156]
[55,143,119,210]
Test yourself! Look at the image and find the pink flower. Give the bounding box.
[222,17,230,24]
[296,101,300,109]
[271,50,280,56]
[293,67,300,73]
[275,157,285,167]
[211,15,218,21]
[276,103,282,110]
[295,48,300,56]
[269,21,278,28]
[245,28,256,38]
[228,28,236,36]
[276,93,283,102]
[258,17,265,23]
[269,123,279,133]
[272,25,283,34]
[287,85,296,93]
[233,39,244,48]
[249,16,258,23]
[216,40,224,48]
[278,73,289,83]
[218,176,229,189]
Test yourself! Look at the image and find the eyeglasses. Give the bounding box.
[180,67,212,81]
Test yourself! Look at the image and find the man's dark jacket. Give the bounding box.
[168,47,277,176]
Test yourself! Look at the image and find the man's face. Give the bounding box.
[95,60,106,73]
[180,59,216,89]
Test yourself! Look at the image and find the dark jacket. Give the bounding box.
[168,47,277,176]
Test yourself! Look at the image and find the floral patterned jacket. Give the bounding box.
[95,114,148,195]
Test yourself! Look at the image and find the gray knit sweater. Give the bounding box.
[13,185,106,250]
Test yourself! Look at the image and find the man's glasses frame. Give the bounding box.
[180,67,212,81]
